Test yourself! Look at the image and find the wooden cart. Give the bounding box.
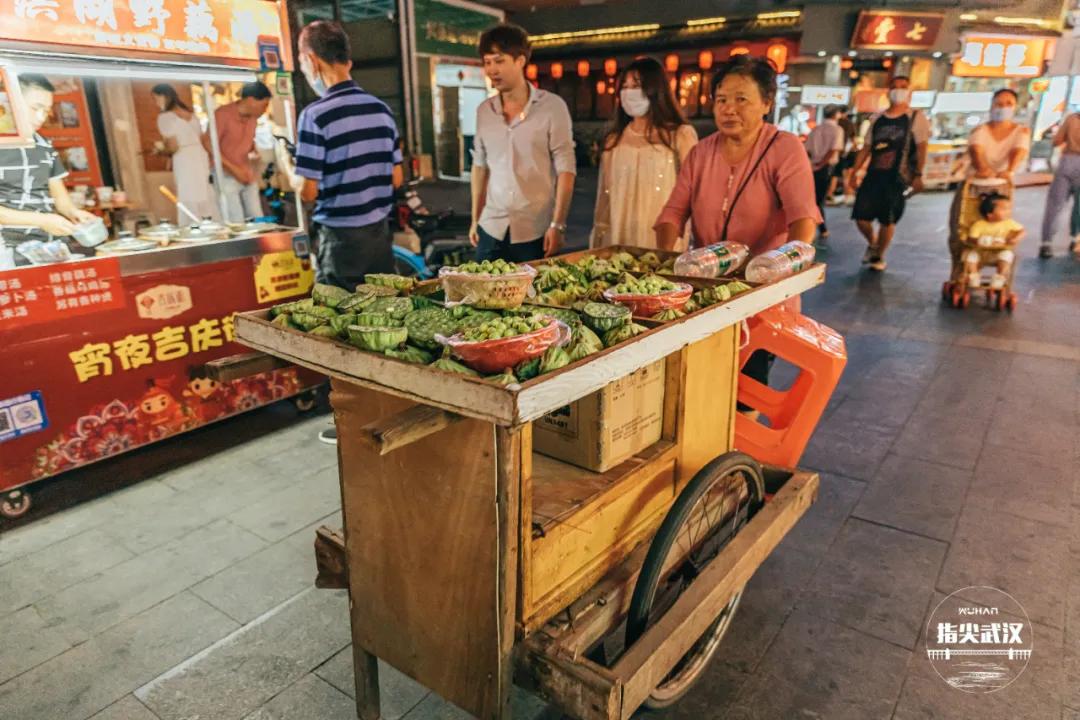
[234,262,826,720]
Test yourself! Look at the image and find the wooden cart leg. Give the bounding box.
[352,644,381,720]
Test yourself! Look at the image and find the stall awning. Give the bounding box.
[0,50,259,82]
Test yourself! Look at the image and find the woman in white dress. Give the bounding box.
[590,57,698,249]
[151,84,218,222]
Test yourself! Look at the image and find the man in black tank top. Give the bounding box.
[848,76,930,271]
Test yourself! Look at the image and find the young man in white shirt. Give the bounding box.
[469,24,576,261]
[804,104,846,244]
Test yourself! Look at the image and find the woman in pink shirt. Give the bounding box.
[654,56,819,254]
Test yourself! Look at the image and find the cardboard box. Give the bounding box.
[533,359,666,472]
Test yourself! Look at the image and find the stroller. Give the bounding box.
[942,177,1018,312]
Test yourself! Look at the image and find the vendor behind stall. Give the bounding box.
[215,81,272,223]
[0,74,95,266]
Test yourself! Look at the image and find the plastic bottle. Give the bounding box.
[672,241,749,278]
[744,241,816,284]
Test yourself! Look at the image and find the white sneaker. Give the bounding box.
[990,274,1006,290]
[967,273,981,288]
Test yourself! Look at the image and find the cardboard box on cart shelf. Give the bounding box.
[533,359,666,473]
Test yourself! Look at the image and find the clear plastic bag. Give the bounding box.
[16,240,73,264]
[438,264,537,309]
[438,318,571,375]
[602,282,693,317]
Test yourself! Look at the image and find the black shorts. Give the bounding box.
[852,172,907,225]
[315,219,395,290]
[475,226,545,263]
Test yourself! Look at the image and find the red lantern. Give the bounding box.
[604,58,617,76]
[730,46,749,57]
[767,43,788,72]
[665,54,679,72]
[577,60,590,78]
[596,80,606,94]
[550,62,564,80]
[840,58,854,70]
[882,59,893,69]
[698,49,714,70]
[526,64,538,80]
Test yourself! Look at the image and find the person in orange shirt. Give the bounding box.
[215,81,271,223]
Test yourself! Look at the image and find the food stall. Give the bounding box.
[0,0,321,518]
[234,247,838,719]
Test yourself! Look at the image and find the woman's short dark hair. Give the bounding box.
[979,192,1007,218]
[19,74,55,94]
[478,23,531,61]
[992,88,1019,103]
[151,83,190,113]
[710,55,777,107]
[299,20,351,65]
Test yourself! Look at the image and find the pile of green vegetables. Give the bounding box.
[531,250,674,306]
[453,259,521,275]
[268,273,654,385]
[608,273,681,296]
[683,281,753,313]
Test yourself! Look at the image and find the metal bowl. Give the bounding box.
[97,238,158,254]
[228,221,279,236]
[138,222,181,243]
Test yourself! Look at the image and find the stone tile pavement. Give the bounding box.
[1,187,1078,719]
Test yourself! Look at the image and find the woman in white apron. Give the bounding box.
[152,84,218,222]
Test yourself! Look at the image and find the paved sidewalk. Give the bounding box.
[0,187,1078,720]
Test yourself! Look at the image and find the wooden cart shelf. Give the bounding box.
[235,260,827,720]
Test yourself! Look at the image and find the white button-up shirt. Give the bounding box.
[472,86,576,243]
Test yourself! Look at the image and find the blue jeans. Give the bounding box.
[476,226,544,262]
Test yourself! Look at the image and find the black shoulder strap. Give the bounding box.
[721,131,782,244]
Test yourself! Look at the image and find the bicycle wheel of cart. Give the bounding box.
[625,451,765,710]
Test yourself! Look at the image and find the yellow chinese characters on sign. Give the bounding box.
[253,251,314,304]
[68,314,236,383]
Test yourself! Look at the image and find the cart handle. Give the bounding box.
[359,404,463,455]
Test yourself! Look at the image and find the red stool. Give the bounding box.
[734,307,846,468]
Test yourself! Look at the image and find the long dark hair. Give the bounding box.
[604,56,687,152]
[151,84,190,113]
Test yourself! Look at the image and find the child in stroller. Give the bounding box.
[957,192,1023,310]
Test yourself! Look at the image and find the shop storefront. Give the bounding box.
[0,0,321,515]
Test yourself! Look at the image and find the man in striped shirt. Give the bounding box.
[283,20,403,290]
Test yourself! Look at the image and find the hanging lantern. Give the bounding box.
[882,58,893,69]
[550,62,564,80]
[577,60,590,78]
[526,64,538,80]
[730,46,749,57]
[840,58,854,70]
[604,58,617,76]
[608,84,615,94]
[698,49,714,70]
[767,42,788,72]
[596,79,606,94]
[665,54,679,72]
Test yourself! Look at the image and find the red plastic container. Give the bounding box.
[442,318,569,375]
[602,283,693,317]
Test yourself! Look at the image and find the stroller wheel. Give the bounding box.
[960,291,971,309]
[1006,293,1017,312]
[941,281,952,302]
[992,290,1004,312]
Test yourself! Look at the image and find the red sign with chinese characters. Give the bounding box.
[851,10,945,51]
[0,0,284,65]
[0,253,319,494]
[0,257,125,330]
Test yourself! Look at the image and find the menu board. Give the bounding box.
[38,77,102,188]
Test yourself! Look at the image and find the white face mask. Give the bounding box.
[301,54,328,97]
[155,96,168,111]
[990,106,1015,123]
[889,88,912,105]
[620,87,651,118]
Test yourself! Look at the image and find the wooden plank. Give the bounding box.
[236,265,826,427]
[514,633,622,720]
[660,351,684,443]
[358,404,462,455]
[675,326,739,489]
[613,472,820,718]
[494,426,522,719]
[204,352,290,382]
[313,526,348,590]
[352,645,381,720]
[524,445,678,632]
[333,381,509,719]
[518,423,534,637]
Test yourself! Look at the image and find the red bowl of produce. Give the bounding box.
[443,317,568,375]
[602,283,693,317]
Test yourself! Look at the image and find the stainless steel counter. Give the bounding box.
[94,229,306,277]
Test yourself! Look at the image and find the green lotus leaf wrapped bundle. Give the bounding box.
[583,302,631,332]
[346,324,408,352]
[602,322,647,348]
[539,345,571,374]
[566,324,603,362]
[726,280,752,296]
[312,283,351,308]
[354,283,399,298]
[515,356,541,381]
[271,313,292,329]
[610,251,638,271]
[355,312,399,327]
[269,301,296,318]
[364,273,416,292]
[431,349,480,375]
[404,307,459,350]
[410,294,440,310]
[368,296,414,321]
[683,298,700,313]
[291,311,331,331]
[485,368,519,386]
[338,291,377,313]
[330,313,357,336]
[651,308,685,322]
[383,345,434,364]
[535,264,572,291]
[638,251,661,269]
[308,324,340,338]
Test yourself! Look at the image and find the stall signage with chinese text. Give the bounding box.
[952,35,1054,78]
[252,250,313,303]
[801,86,851,106]
[0,257,125,330]
[414,0,500,58]
[851,10,945,51]
[0,0,283,64]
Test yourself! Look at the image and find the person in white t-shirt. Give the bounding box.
[804,104,846,243]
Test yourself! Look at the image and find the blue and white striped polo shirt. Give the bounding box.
[295,80,402,227]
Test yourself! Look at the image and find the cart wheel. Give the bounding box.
[0,490,31,519]
[293,390,318,413]
[625,451,765,711]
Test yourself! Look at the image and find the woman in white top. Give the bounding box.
[591,57,697,249]
[948,88,1030,254]
[152,84,218,223]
